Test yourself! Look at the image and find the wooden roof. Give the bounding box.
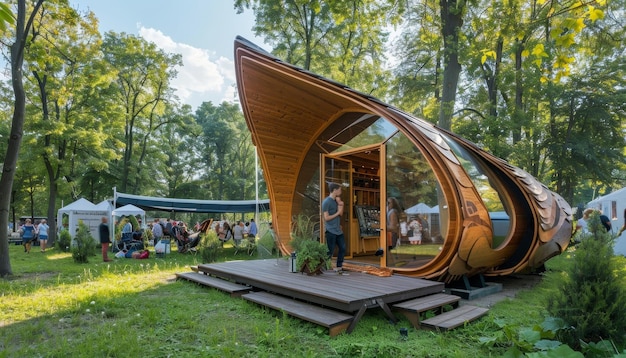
[234,37,573,281]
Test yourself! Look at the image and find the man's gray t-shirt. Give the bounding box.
[322,196,342,235]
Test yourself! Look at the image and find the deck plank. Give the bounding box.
[176,271,251,297]
[243,291,353,336]
[420,305,489,330]
[392,293,461,328]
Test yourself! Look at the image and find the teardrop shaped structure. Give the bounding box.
[234,37,573,282]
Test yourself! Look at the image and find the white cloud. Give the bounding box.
[138,27,237,109]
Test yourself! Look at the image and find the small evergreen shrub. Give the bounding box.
[547,213,626,348]
[56,229,72,252]
[199,230,222,263]
[71,221,97,263]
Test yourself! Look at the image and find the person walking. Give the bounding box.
[323,183,347,275]
[99,216,112,262]
[37,219,50,252]
[20,219,36,253]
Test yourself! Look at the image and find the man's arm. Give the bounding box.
[323,199,344,222]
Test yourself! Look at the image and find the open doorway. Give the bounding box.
[322,146,383,265]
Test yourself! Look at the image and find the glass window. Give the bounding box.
[385,130,447,268]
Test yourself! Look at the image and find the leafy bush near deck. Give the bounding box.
[546,213,626,348]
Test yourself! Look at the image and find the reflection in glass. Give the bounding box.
[385,130,447,269]
[440,133,511,247]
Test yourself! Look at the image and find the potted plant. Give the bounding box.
[290,214,330,275]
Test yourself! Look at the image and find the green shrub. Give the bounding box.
[547,212,626,348]
[290,214,329,273]
[56,229,72,252]
[199,229,222,263]
[289,214,318,251]
[71,221,97,263]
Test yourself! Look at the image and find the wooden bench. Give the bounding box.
[392,293,461,328]
[176,271,251,297]
[242,291,353,337]
[420,305,489,331]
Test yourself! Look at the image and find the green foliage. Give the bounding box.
[1,242,626,357]
[0,2,15,33]
[198,229,222,263]
[71,221,97,263]
[290,214,330,273]
[56,229,72,252]
[546,213,626,348]
[294,239,330,273]
[478,316,584,356]
[289,214,319,251]
[127,215,139,231]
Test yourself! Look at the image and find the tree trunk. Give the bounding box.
[438,0,464,130]
[0,0,45,277]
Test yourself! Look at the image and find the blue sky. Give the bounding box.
[70,0,267,109]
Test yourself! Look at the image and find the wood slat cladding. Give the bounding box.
[234,37,573,282]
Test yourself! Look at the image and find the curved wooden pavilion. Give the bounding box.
[234,37,573,282]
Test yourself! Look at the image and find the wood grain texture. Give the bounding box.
[234,37,573,282]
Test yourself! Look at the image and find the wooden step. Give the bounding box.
[242,291,353,337]
[420,305,489,331]
[176,271,251,297]
[392,293,461,328]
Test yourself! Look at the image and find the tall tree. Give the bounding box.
[101,32,181,194]
[438,0,466,130]
[196,101,241,200]
[23,2,119,243]
[0,0,45,277]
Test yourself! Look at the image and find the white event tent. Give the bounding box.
[587,187,626,256]
[57,198,109,242]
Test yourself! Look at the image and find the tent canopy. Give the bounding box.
[57,198,108,240]
[59,198,95,212]
[112,204,145,217]
[115,192,270,213]
[405,203,438,214]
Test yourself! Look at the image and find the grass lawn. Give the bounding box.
[0,242,622,357]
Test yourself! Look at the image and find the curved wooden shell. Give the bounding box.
[234,37,573,281]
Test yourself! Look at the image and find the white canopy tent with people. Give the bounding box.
[57,198,110,243]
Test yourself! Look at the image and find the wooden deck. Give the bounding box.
[189,259,446,333]
[197,259,444,312]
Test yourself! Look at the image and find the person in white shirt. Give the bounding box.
[151,218,163,246]
[37,219,49,252]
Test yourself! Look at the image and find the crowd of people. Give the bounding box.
[215,218,257,247]
[144,217,259,253]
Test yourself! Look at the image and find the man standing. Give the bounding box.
[99,216,112,262]
[164,218,173,237]
[151,218,163,246]
[249,218,258,238]
[323,183,347,274]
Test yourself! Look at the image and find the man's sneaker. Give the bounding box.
[336,268,349,275]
